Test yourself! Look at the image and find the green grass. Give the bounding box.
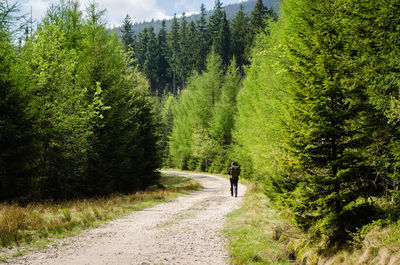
[225,183,290,265]
[0,174,202,260]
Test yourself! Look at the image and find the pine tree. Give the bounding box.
[208,0,223,47]
[196,4,209,72]
[167,14,180,94]
[208,59,241,172]
[22,15,92,199]
[188,21,200,74]
[231,4,251,75]
[234,21,290,181]
[250,0,267,35]
[214,11,231,67]
[340,0,400,201]
[0,2,35,201]
[144,26,159,92]
[80,2,161,195]
[157,20,170,94]
[169,52,224,170]
[121,14,135,52]
[136,28,149,72]
[280,0,385,243]
[177,13,191,87]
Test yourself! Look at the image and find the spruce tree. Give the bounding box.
[144,27,159,92]
[231,4,251,74]
[250,0,267,35]
[188,21,200,75]
[167,15,180,94]
[214,11,231,68]
[22,11,92,199]
[177,13,191,87]
[208,0,223,47]
[0,3,35,201]
[121,14,135,52]
[81,2,161,195]
[196,4,209,72]
[136,28,149,72]
[157,20,170,94]
[280,0,384,243]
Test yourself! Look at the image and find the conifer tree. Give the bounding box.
[177,13,191,87]
[209,60,241,171]
[250,0,267,35]
[279,0,385,243]
[80,2,161,195]
[214,11,231,67]
[157,20,170,94]
[22,10,93,199]
[207,0,223,47]
[231,4,251,75]
[121,14,135,52]
[196,4,209,72]
[136,27,148,72]
[188,21,200,75]
[0,2,35,201]
[144,27,159,91]
[167,14,180,93]
[339,0,400,200]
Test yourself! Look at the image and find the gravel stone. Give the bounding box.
[9,171,245,265]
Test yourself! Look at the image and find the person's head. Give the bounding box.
[231,162,235,166]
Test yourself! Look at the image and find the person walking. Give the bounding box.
[228,162,241,197]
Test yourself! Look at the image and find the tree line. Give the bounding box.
[120,0,276,95]
[0,0,160,202]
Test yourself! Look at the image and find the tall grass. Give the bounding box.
[225,183,291,265]
[0,175,201,252]
[225,182,400,265]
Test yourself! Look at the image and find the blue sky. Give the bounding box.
[18,0,244,27]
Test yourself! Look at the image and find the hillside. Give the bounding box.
[124,0,279,34]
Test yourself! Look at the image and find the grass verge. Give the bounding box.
[0,174,202,260]
[225,182,290,265]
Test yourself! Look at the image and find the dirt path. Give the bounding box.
[9,171,246,265]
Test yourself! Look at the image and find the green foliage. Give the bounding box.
[0,2,35,201]
[225,184,290,265]
[169,52,223,170]
[127,0,269,96]
[1,0,161,201]
[233,0,400,248]
[121,14,135,52]
[234,22,290,182]
[168,52,241,173]
[231,4,251,75]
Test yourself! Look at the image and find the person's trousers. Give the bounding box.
[230,177,238,197]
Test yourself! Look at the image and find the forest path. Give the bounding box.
[10,171,246,265]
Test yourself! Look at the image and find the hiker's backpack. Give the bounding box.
[231,166,240,179]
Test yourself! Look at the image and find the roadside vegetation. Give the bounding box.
[225,183,290,265]
[226,181,400,265]
[0,174,201,260]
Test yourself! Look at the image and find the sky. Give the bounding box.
[18,0,245,27]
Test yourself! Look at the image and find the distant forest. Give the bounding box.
[120,0,279,34]
[120,0,278,95]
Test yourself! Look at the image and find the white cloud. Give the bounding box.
[173,0,197,12]
[21,0,169,27]
[22,0,51,23]
[80,0,169,26]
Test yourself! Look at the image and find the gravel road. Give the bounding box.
[8,171,246,265]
